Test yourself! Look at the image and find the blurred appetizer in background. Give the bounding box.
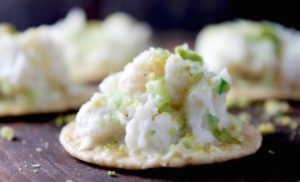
[0,29,94,116]
[195,20,300,104]
[60,45,261,169]
[47,8,152,83]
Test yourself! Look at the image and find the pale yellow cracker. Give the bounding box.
[60,122,262,170]
[0,86,96,117]
[228,87,300,101]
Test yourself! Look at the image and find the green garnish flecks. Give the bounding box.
[169,127,177,137]
[149,130,156,136]
[246,23,282,58]
[107,170,116,177]
[1,126,14,141]
[206,113,238,143]
[146,77,171,113]
[175,45,203,64]
[218,78,230,95]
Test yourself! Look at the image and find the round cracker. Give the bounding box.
[0,86,96,117]
[60,122,262,170]
[228,87,300,101]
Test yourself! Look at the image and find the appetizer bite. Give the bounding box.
[49,8,152,83]
[195,20,300,103]
[0,29,94,116]
[60,45,261,169]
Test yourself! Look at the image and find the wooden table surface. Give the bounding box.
[0,105,300,182]
[0,33,300,181]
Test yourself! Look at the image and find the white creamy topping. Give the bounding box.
[195,20,278,77]
[76,46,235,157]
[49,8,152,77]
[195,20,300,87]
[0,30,72,105]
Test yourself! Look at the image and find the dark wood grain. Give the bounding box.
[0,103,299,182]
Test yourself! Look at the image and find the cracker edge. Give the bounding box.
[60,122,262,170]
[228,87,300,101]
[0,86,96,117]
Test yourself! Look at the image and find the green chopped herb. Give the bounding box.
[194,142,202,150]
[182,135,196,149]
[218,78,230,95]
[206,113,238,143]
[175,45,203,64]
[1,126,14,141]
[191,72,204,82]
[107,170,116,177]
[149,130,156,136]
[246,23,282,58]
[118,144,126,152]
[168,127,177,137]
[146,77,171,112]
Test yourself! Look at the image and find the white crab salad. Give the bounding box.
[0,29,76,106]
[195,19,300,88]
[75,45,244,158]
[49,8,152,81]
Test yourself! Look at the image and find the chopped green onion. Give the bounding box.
[182,135,196,149]
[175,45,203,64]
[206,113,238,143]
[218,78,230,95]
[146,77,171,112]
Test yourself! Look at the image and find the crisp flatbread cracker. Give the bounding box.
[60,122,262,170]
[0,86,96,117]
[228,87,300,101]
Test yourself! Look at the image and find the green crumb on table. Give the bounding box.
[268,150,275,154]
[264,99,290,117]
[257,122,275,135]
[107,170,116,177]
[275,116,291,127]
[1,126,14,141]
[55,114,76,127]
